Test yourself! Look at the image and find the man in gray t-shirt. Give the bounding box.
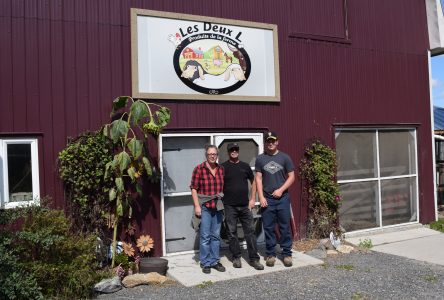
[255,131,295,267]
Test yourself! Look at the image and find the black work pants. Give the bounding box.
[224,204,260,262]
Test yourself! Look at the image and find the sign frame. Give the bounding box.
[130,8,280,102]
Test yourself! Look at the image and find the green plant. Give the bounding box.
[300,140,341,238]
[103,96,171,267]
[429,220,444,233]
[197,280,214,288]
[335,264,354,271]
[1,204,110,299]
[422,275,438,283]
[358,238,373,250]
[0,236,43,299]
[351,292,371,300]
[114,252,130,270]
[58,130,114,235]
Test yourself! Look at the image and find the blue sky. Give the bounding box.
[432,55,444,108]
[432,1,444,108]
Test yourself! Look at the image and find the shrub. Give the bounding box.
[1,204,110,299]
[300,140,341,238]
[58,130,114,236]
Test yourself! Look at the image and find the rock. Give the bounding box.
[326,250,338,256]
[320,238,335,250]
[336,244,354,254]
[94,276,122,294]
[122,272,173,288]
[305,248,327,259]
[315,243,327,251]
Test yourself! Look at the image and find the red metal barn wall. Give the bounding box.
[0,0,434,254]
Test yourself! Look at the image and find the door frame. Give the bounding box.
[159,132,263,256]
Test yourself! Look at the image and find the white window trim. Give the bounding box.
[159,132,263,256]
[336,128,419,230]
[0,138,40,209]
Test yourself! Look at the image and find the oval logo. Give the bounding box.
[173,36,251,95]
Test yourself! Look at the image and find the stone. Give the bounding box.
[316,243,327,251]
[336,244,354,254]
[122,272,173,288]
[94,276,122,294]
[320,238,335,250]
[326,250,339,256]
[305,248,327,259]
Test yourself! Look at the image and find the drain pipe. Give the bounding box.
[428,50,438,221]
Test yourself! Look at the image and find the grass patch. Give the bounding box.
[196,281,213,288]
[351,292,371,300]
[422,275,438,283]
[429,220,444,233]
[358,238,373,250]
[335,264,354,271]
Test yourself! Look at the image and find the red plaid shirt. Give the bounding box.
[190,161,224,209]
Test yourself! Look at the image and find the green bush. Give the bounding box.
[300,140,341,238]
[58,130,114,235]
[0,205,110,299]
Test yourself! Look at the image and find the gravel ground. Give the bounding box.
[97,251,444,300]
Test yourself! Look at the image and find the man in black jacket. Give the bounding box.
[222,143,264,270]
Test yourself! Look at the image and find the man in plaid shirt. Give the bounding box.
[190,145,226,274]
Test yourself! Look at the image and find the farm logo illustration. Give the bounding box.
[169,22,251,95]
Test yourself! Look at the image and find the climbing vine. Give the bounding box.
[300,140,341,238]
[58,131,114,235]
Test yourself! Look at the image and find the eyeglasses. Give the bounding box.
[206,153,218,156]
[265,139,277,144]
[229,148,239,152]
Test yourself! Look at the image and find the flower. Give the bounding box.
[122,241,135,257]
[136,234,154,253]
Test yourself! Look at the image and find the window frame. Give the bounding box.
[335,128,419,233]
[0,138,40,209]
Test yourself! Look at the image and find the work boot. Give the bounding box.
[232,258,242,268]
[202,266,211,274]
[283,256,293,267]
[211,262,226,272]
[265,256,276,267]
[250,260,264,270]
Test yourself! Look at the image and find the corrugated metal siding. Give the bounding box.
[0,0,435,252]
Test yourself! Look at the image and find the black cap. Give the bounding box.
[227,142,239,151]
[265,131,278,140]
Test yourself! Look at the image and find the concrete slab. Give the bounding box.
[165,250,323,287]
[345,226,444,266]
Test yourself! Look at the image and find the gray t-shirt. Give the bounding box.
[255,151,294,198]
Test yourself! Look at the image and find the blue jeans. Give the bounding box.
[261,193,292,257]
[199,205,222,267]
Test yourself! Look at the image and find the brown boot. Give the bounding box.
[265,256,276,267]
[283,256,293,267]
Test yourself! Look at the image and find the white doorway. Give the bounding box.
[159,133,263,256]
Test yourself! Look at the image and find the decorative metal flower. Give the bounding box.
[121,241,135,257]
[136,235,154,253]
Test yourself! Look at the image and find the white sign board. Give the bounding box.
[131,9,280,102]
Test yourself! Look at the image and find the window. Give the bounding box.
[336,129,418,232]
[0,138,40,209]
[436,139,444,162]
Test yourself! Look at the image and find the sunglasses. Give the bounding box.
[229,148,239,152]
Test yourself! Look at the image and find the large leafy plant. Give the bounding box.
[58,131,114,235]
[103,96,170,267]
[300,140,341,238]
